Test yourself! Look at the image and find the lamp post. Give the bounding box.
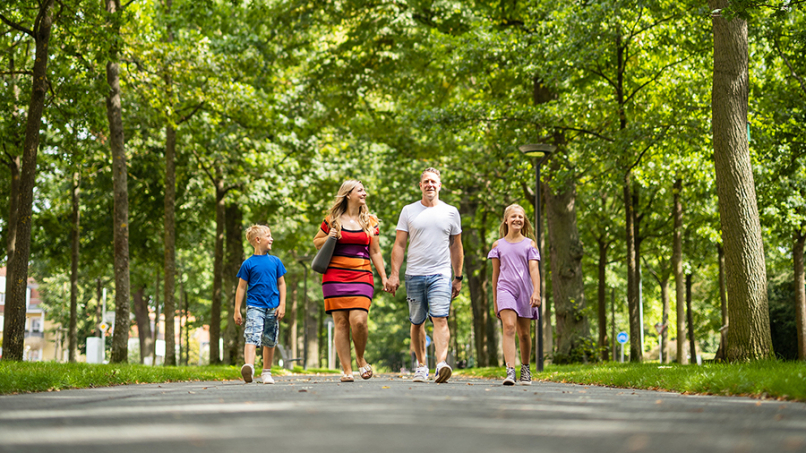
[519,143,555,372]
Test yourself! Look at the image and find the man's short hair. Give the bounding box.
[420,167,441,181]
[245,224,271,246]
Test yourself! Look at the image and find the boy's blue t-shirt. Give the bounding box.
[236,254,287,309]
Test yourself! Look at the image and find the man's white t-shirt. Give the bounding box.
[396,200,462,277]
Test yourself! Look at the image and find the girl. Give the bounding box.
[487,204,541,385]
[313,180,388,382]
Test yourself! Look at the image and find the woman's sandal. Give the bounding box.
[359,364,373,380]
[340,374,355,382]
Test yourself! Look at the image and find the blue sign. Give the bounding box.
[617,332,629,344]
[425,335,432,348]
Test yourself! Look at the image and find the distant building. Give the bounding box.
[0,267,65,361]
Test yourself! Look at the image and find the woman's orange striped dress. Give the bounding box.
[320,217,379,313]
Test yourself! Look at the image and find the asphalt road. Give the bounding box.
[1,374,804,453]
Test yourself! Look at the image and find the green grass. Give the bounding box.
[456,360,806,401]
[0,362,286,395]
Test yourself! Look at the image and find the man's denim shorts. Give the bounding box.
[405,274,452,325]
[244,306,278,348]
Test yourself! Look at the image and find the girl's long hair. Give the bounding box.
[498,204,535,241]
[327,180,377,237]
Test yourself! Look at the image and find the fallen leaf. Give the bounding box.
[299,389,308,393]
[382,386,390,389]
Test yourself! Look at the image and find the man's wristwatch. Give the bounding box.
[454,275,463,281]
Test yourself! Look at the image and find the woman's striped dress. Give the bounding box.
[320,217,379,313]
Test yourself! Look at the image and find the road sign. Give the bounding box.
[654,323,667,335]
[617,331,629,344]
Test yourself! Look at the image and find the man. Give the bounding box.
[386,167,463,383]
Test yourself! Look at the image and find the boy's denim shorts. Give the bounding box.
[405,274,452,325]
[244,306,279,348]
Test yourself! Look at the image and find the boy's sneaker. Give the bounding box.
[519,364,532,386]
[503,367,516,386]
[412,366,429,382]
[241,364,254,383]
[261,370,274,385]
[435,361,452,384]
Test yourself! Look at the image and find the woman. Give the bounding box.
[313,180,388,382]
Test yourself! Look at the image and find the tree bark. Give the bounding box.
[545,166,590,361]
[162,0,177,367]
[69,171,80,362]
[105,0,131,363]
[716,243,729,361]
[459,198,489,367]
[95,278,103,337]
[223,202,243,365]
[686,273,697,364]
[624,173,640,362]
[597,238,609,361]
[794,230,805,360]
[210,175,225,364]
[163,123,177,366]
[132,285,153,362]
[287,277,298,358]
[672,177,687,364]
[2,0,56,361]
[660,275,670,364]
[633,185,644,355]
[153,269,160,364]
[710,0,773,361]
[304,272,318,368]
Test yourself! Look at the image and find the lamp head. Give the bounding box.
[519,143,556,159]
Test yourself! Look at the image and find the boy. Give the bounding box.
[234,225,287,384]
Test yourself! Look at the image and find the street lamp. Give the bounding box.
[519,143,555,372]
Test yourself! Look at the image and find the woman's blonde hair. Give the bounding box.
[327,180,377,237]
[498,204,535,240]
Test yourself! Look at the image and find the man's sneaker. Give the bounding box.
[435,362,452,384]
[241,364,254,383]
[519,364,532,386]
[261,370,274,385]
[503,367,516,386]
[412,366,429,382]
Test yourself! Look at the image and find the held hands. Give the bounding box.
[384,275,400,296]
[234,311,243,326]
[530,291,542,308]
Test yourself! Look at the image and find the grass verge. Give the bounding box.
[0,362,293,395]
[456,360,806,401]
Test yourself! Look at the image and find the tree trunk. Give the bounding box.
[223,202,243,365]
[2,0,56,361]
[545,167,590,362]
[163,123,177,366]
[184,290,190,365]
[686,273,697,364]
[794,230,805,360]
[709,0,773,361]
[210,176,225,365]
[132,285,153,362]
[95,279,103,337]
[716,243,729,361]
[633,185,644,355]
[69,171,80,362]
[624,173,640,362]
[304,275,318,368]
[4,155,20,314]
[105,0,131,363]
[153,269,160,364]
[287,277,298,358]
[597,238,608,361]
[660,275,670,363]
[459,199,489,367]
[672,178,687,364]
[542,213,553,360]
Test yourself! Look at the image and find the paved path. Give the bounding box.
[1,374,804,453]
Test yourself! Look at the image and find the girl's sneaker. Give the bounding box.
[519,364,532,386]
[503,367,516,386]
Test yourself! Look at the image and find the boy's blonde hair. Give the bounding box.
[245,224,271,247]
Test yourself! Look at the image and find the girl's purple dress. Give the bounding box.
[487,237,540,319]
